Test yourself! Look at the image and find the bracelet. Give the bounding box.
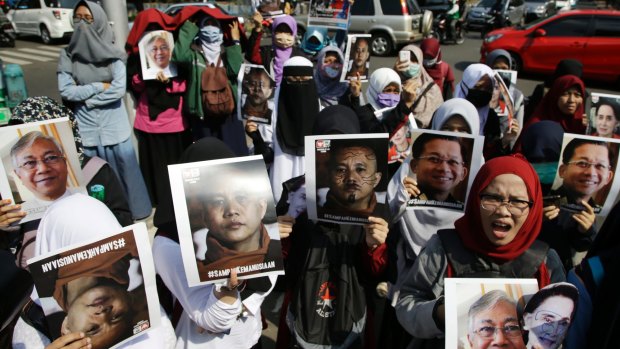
[222,280,246,292]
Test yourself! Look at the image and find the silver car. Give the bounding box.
[7,0,78,44]
[295,0,433,56]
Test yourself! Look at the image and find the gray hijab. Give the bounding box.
[57,0,126,84]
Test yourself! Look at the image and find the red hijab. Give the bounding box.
[420,38,444,85]
[526,75,586,134]
[453,155,550,286]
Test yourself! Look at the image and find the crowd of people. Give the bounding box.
[1,1,620,349]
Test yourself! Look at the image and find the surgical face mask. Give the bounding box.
[466,89,493,108]
[531,162,559,185]
[322,63,342,79]
[275,32,295,49]
[377,93,400,108]
[199,25,223,44]
[404,63,421,79]
[423,56,438,68]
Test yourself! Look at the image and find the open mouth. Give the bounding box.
[491,221,512,238]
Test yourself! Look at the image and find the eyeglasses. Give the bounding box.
[149,45,170,53]
[72,15,94,24]
[417,155,464,168]
[244,80,269,90]
[567,160,611,171]
[480,194,532,217]
[18,155,65,171]
[473,325,522,338]
[534,310,571,335]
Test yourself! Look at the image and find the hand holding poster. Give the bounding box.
[444,278,539,349]
[168,155,284,286]
[237,64,276,124]
[138,30,177,80]
[492,70,515,137]
[341,34,372,82]
[404,129,484,212]
[549,133,620,215]
[308,0,352,30]
[27,223,160,349]
[585,92,620,139]
[0,118,86,224]
[305,134,390,224]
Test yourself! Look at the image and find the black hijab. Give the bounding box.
[312,104,360,135]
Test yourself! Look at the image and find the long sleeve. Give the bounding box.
[246,29,264,65]
[395,235,448,338]
[153,236,242,333]
[172,20,199,65]
[84,60,127,108]
[58,71,104,102]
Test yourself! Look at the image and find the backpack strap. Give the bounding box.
[411,82,436,111]
[81,156,107,185]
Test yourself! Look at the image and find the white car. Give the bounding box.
[7,0,77,44]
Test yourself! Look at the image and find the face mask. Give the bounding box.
[404,63,421,79]
[423,56,438,68]
[199,25,223,44]
[275,33,295,49]
[322,64,341,79]
[466,89,493,108]
[377,93,400,108]
[531,162,559,185]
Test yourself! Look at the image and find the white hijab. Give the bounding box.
[366,67,401,112]
[430,98,481,136]
[455,63,495,135]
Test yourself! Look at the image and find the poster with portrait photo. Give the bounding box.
[138,30,177,80]
[404,129,484,212]
[341,34,371,82]
[308,0,351,30]
[491,70,515,137]
[549,133,620,215]
[305,133,390,225]
[27,223,161,347]
[444,278,539,349]
[253,0,283,18]
[237,64,276,124]
[585,92,620,139]
[387,118,417,165]
[168,155,284,286]
[0,117,86,224]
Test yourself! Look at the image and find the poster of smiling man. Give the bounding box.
[138,30,177,80]
[27,223,160,349]
[168,155,284,286]
[0,118,85,223]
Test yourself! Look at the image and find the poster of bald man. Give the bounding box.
[0,118,86,223]
[444,278,539,349]
[305,133,390,225]
[27,223,161,349]
[168,155,284,286]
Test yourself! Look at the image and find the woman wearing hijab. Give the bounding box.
[313,46,350,108]
[393,44,443,128]
[420,38,454,100]
[246,56,320,202]
[519,121,596,273]
[173,15,247,155]
[153,138,276,349]
[380,98,480,347]
[247,13,304,86]
[524,75,587,135]
[300,26,330,57]
[395,155,565,347]
[485,49,525,145]
[12,194,176,349]
[58,0,151,221]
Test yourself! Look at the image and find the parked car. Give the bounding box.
[524,0,556,21]
[466,0,526,32]
[295,0,433,56]
[418,0,453,16]
[480,9,620,82]
[7,0,78,44]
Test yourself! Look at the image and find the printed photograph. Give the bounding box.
[0,118,85,223]
[27,224,160,349]
[305,134,390,224]
[341,34,371,82]
[237,64,276,124]
[444,278,540,349]
[138,30,177,80]
[308,0,351,30]
[404,129,484,212]
[585,93,620,139]
[168,155,284,286]
[549,133,620,215]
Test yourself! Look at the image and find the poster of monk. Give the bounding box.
[27,223,161,349]
[168,155,284,286]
